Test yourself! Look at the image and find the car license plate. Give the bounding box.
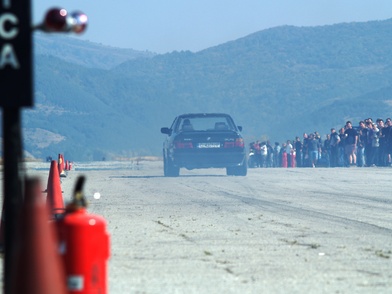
[198,142,221,148]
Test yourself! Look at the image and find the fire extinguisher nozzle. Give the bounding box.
[67,175,88,211]
[74,175,86,195]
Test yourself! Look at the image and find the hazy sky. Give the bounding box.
[33,1,392,53]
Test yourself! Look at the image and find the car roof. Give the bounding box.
[178,113,231,119]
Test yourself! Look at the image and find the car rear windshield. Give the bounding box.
[177,116,235,132]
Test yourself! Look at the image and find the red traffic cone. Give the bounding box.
[47,160,65,217]
[11,178,67,294]
[58,154,67,178]
[45,159,56,193]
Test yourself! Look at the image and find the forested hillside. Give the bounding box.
[22,19,392,161]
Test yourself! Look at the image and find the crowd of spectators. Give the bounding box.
[249,117,392,168]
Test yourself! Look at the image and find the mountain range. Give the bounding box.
[18,19,392,161]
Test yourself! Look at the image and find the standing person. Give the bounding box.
[376,119,387,166]
[307,133,321,167]
[281,142,287,167]
[344,121,358,166]
[294,136,303,167]
[302,133,309,167]
[273,142,281,167]
[323,134,331,167]
[338,127,347,167]
[259,141,268,168]
[315,132,322,160]
[357,121,368,167]
[285,140,293,167]
[383,118,392,166]
[330,128,340,167]
[266,141,274,167]
[365,120,373,165]
[369,123,380,166]
[252,140,261,167]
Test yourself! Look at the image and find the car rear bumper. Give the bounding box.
[171,150,246,169]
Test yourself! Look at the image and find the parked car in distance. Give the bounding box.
[161,113,247,177]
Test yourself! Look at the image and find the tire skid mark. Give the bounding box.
[218,188,392,236]
[164,176,392,241]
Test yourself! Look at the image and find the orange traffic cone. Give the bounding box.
[11,178,67,294]
[47,160,65,218]
[44,159,56,193]
[58,154,67,178]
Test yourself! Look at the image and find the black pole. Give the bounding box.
[2,107,24,294]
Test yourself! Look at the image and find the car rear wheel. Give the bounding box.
[164,155,180,177]
[226,158,247,176]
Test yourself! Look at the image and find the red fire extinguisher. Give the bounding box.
[57,176,110,293]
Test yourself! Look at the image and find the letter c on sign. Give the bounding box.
[0,13,19,39]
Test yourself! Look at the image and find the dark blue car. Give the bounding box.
[161,113,247,177]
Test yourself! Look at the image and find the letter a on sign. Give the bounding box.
[0,0,33,107]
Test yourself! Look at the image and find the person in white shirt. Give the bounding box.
[285,140,293,167]
[260,141,268,167]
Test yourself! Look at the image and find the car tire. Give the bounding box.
[227,158,247,176]
[226,167,234,176]
[164,155,180,177]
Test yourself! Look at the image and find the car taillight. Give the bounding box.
[224,138,244,148]
[174,141,193,148]
[235,138,244,147]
